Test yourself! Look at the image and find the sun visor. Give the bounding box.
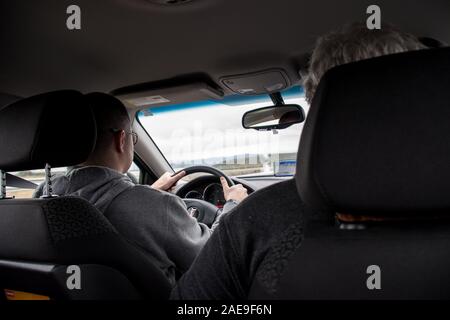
[113,81,224,109]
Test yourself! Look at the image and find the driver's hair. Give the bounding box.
[84,92,131,154]
[303,23,427,104]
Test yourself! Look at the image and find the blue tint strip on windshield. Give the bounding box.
[141,100,219,115]
[282,86,305,99]
[137,86,304,117]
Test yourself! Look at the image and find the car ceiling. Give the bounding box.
[0,0,449,99]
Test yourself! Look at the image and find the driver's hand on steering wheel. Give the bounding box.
[220,177,248,203]
[151,171,186,191]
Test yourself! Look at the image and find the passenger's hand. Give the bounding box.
[151,171,186,191]
[220,176,248,203]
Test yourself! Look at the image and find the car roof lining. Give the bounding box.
[1,0,449,103]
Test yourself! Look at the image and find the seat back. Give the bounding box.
[250,47,450,299]
[0,91,171,299]
[250,217,450,299]
[0,197,171,300]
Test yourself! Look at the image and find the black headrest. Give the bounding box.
[0,90,96,172]
[296,47,450,215]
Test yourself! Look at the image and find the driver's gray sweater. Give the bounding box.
[33,166,236,286]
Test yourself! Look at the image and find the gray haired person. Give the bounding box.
[170,23,427,300]
[304,23,426,103]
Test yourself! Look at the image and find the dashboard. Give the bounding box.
[174,174,293,208]
[185,183,226,207]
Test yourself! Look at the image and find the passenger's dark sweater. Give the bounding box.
[171,178,312,299]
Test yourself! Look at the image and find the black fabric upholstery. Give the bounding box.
[247,182,450,300]
[250,216,450,300]
[44,197,115,243]
[0,197,171,299]
[0,90,96,171]
[296,47,450,215]
[0,199,56,261]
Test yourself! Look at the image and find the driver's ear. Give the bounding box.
[113,130,127,153]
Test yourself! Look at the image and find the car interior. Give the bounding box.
[0,0,450,301]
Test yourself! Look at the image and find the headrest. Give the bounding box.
[296,47,450,215]
[0,90,96,172]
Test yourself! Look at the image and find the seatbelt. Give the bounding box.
[5,173,38,189]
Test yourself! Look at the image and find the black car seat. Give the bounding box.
[0,90,171,300]
[249,47,450,299]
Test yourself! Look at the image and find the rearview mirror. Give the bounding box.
[242,104,305,131]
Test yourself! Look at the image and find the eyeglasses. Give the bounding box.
[110,128,138,145]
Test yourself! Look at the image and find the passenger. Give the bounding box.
[170,23,426,299]
[33,92,248,287]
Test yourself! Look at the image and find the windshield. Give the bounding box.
[137,86,308,177]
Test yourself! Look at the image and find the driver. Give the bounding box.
[33,92,248,287]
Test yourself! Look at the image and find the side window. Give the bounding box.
[6,163,142,199]
[6,167,66,199]
[127,162,141,184]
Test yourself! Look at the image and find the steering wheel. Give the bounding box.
[174,165,234,187]
[174,166,234,227]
